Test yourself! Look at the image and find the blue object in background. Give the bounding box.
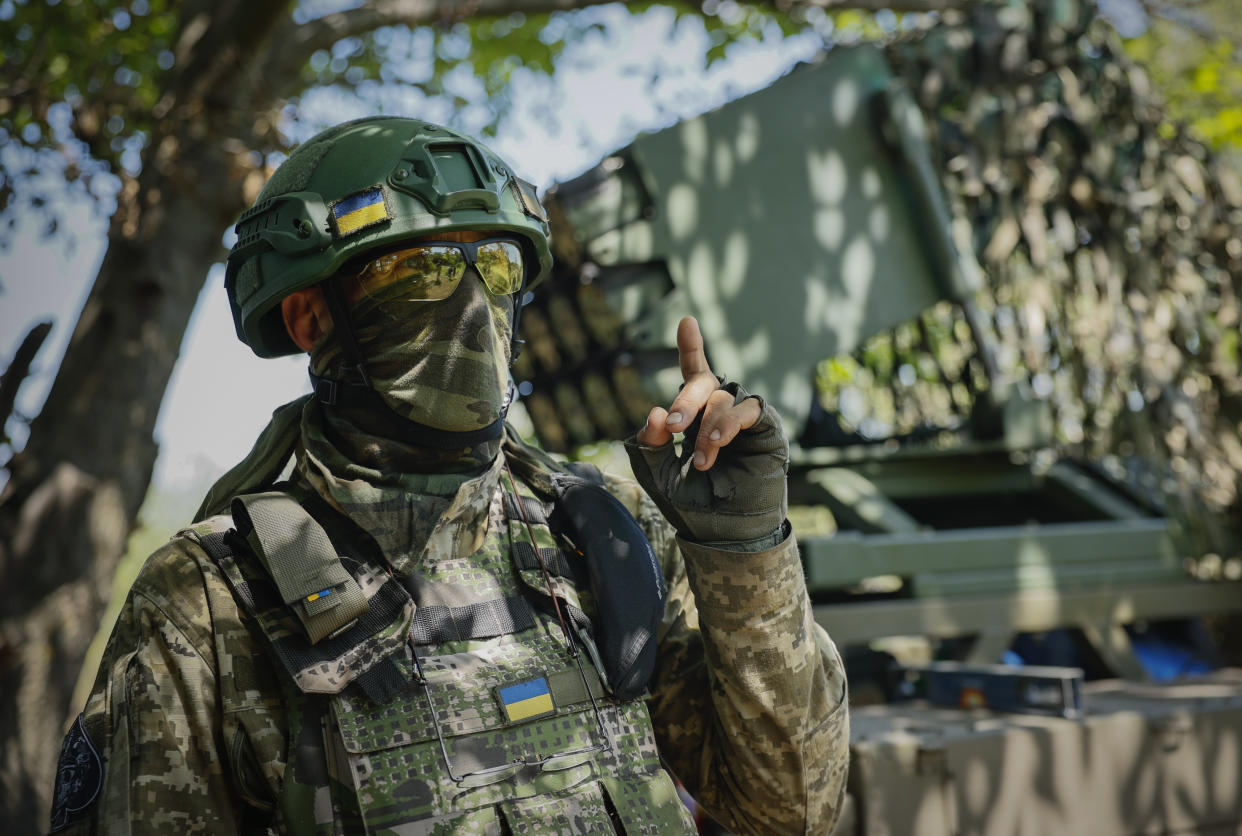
[1129,634,1215,682]
[1010,630,1088,671]
[1006,626,1217,682]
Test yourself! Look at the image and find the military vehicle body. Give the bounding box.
[512,10,1242,835]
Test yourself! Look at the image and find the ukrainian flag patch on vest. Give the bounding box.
[496,677,555,723]
[331,187,390,237]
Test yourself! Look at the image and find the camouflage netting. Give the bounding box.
[813,0,1242,567]
[517,1,1242,570]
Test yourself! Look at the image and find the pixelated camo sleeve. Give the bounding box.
[604,475,850,836]
[51,533,283,834]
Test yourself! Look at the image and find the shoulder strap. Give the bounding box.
[231,492,370,644]
[194,489,413,704]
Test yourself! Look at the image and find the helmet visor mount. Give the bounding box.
[345,238,525,304]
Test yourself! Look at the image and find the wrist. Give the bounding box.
[682,519,790,553]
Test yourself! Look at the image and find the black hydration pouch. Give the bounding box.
[552,474,667,701]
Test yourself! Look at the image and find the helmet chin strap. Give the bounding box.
[309,276,507,451]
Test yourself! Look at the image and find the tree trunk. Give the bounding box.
[0,0,299,821]
[0,126,253,830]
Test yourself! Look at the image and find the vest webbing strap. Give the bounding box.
[408,595,536,645]
[196,529,233,562]
[197,530,279,620]
[502,492,551,527]
[192,521,411,705]
[510,541,578,582]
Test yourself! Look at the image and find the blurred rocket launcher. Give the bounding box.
[518,43,990,452]
[519,39,1242,658]
[518,40,1242,835]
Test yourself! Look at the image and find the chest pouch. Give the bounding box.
[551,475,667,701]
[232,493,370,644]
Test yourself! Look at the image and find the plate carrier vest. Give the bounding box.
[195,445,697,835]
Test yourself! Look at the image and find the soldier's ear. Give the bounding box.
[281,287,333,353]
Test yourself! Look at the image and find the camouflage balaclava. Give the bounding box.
[307,266,514,472]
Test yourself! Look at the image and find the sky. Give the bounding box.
[0,5,830,520]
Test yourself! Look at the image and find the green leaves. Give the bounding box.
[697,1,807,68]
[0,0,180,239]
[0,1,831,241]
[1121,7,1242,149]
[1,0,179,163]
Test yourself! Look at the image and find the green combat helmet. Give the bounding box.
[225,116,553,358]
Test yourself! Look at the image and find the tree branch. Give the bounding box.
[258,0,965,97]
[259,0,623,85]
[167,0,294,103]
[0,321,52,447]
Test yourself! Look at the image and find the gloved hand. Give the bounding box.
[624,317,789,545]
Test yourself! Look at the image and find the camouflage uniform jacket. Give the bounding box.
[55,438,848,834]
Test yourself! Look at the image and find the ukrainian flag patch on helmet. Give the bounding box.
[330,186,390,237]
[496,677,555,723]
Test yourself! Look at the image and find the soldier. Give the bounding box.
[51,117,848,834]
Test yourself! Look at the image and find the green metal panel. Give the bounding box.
[556,43,982,429]
[812,581,1242,645]
[795,456,1039,503]
[802,468,922,534]
[800,519,1178,589]
[910,561,1185,597]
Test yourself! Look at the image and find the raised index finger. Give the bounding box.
[677,316,712,382]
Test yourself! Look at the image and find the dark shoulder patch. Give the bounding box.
[49,714,103,832]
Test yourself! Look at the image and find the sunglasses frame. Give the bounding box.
[347,236,527,300]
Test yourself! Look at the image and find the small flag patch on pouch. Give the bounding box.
[496,677,555,723]
[305,588,332,603]
[331,187,390,236]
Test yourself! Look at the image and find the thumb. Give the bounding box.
[636,406,674,447]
